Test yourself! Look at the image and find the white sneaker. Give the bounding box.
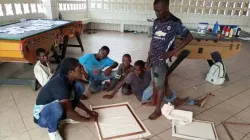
[48,131,63,140]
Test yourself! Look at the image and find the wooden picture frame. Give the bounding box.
[91,102,151,140]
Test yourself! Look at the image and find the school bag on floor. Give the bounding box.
[205,62,226,85]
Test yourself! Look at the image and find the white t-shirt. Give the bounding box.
[34,60,53,86]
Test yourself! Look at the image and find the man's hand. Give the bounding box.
[104,67,112,76]
[81,74,89,81]
[93,69,101,75]
[89,111,99,118]
[103,94,114,99]
[87,116,97,122]
[145,61,150,70]
[161,50,175,60]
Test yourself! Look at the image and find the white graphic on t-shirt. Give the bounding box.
[182,24,187,31]
[167,26,171,30]
[155,31,166,37]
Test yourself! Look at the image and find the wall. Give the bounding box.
[1,0,249,32]
[57,0,89,21]
[86,0,250,32]
[42,0,59,19]
[0,0,44,25]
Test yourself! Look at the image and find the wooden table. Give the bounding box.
[168,30,250,81]
[0,19,84,90]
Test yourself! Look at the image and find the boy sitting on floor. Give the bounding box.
[103,60,209,107]
[104,54,134,95]
[78,46,118,93]
[34,48,54,87]
[34,48,88,99]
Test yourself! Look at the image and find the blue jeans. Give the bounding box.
[36,102,64,133]
[74,81,86,96]
[89,71,116,93]
[72,81,85,108]
[141,85,195,105]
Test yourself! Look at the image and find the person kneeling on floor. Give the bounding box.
[103,60,209,108]
[33,57,98,140]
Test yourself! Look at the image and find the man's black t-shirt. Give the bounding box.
[36,74,72,105]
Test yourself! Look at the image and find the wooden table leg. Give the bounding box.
[51,47,61,63]
[167,50,191,76]
[75,32,84,52]
[66,32,84,52]
[61,35,69,59]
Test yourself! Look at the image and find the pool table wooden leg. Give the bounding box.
[75,32,84,52]
[51,47,61,63]
[61,35,69,59]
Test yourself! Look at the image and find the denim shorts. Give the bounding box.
[151,64,168,89]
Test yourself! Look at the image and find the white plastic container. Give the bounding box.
[198,22,209,34]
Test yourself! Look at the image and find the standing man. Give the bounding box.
[33,58,98,140]
[146,0,193,120]
[79,46,118,93]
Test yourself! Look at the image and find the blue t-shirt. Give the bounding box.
[79,53,115,81]
[150,13,190,66]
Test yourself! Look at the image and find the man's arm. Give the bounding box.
[145,42,152,69]
[162,32,193,59]
[60,100,96,122]
[76,101,98,118]
[76,101,91,114]
[172,32,193,54]
[81,66,89,81]
[163,19,193,59]
[103,80,126,99]
[109,61,118,69]
[104,61,118,76]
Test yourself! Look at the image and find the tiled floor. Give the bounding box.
[0,31,250,140]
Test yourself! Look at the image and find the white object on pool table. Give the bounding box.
[172,119,218,140]
[91,102,151,140]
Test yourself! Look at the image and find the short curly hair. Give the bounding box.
[134,60,145,68]
[154,0,170,5]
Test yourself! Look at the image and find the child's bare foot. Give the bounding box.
[196,93,210,107]
[174,97,189,107]
[148,110,162,120]
[142,101,156,106]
